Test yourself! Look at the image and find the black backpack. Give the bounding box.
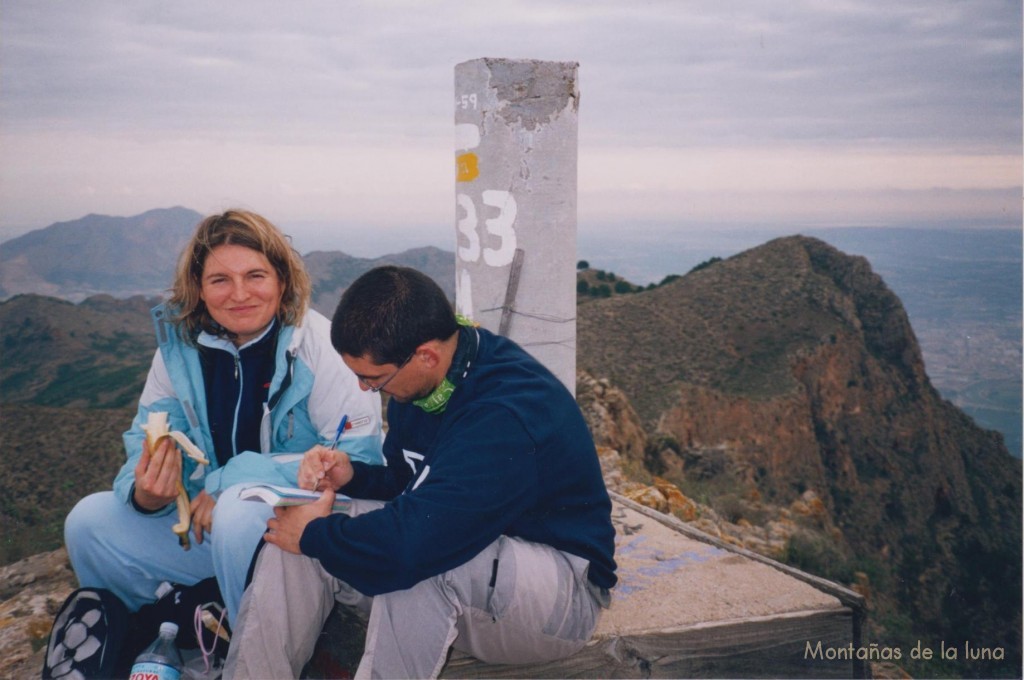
[42,578,230,679]
[41,588,133,679]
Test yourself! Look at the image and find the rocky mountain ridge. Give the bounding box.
[577,235,1021,675]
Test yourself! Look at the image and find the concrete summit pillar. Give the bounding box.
[453,58,579,394]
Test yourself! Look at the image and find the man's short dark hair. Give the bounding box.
[331,266,459,365]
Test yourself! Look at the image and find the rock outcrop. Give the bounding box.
[0,549,76,679]
[577,235,1022,673]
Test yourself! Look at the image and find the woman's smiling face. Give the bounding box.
[199,244,284,346]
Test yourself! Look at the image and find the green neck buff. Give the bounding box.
[412,317,479,414]
[413,377,456,414]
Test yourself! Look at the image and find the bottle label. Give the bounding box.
[129,661,181,680]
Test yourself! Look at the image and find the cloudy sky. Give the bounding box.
[1,1,1020,254]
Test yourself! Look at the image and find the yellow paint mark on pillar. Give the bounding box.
[456,153,479,182]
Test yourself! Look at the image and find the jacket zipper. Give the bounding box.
[231,353,242,457]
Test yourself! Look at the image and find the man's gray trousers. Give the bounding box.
[224,501,605,679]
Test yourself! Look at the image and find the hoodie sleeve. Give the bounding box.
[298,404,538,596]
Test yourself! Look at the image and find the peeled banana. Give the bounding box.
[141,411,210,550]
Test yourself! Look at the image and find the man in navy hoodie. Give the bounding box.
[225,265,617,679]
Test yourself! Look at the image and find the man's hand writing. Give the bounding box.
[298,445,354,491]
[264,488,335,554]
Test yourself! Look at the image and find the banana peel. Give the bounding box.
[141,411,210,551]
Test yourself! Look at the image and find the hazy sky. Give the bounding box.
[1,1,1020,254]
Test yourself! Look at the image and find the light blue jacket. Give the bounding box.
[113,304,384,513]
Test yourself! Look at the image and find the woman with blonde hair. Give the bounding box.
[64,209,383,630]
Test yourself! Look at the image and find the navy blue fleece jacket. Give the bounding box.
[299,327,617,596]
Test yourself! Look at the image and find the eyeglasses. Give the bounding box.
[359,352,415,393]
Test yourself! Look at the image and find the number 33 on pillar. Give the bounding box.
[456,191,517,268]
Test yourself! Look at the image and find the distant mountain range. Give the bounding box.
[304,246,455,316]
[0,207,200,300]
[0,207,454,310]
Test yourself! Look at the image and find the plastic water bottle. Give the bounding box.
[129,621,184,680]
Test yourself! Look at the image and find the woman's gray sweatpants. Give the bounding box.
[223,501,606,679]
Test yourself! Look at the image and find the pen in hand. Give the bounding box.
[330,414,349,450]
[316,414,348,491]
